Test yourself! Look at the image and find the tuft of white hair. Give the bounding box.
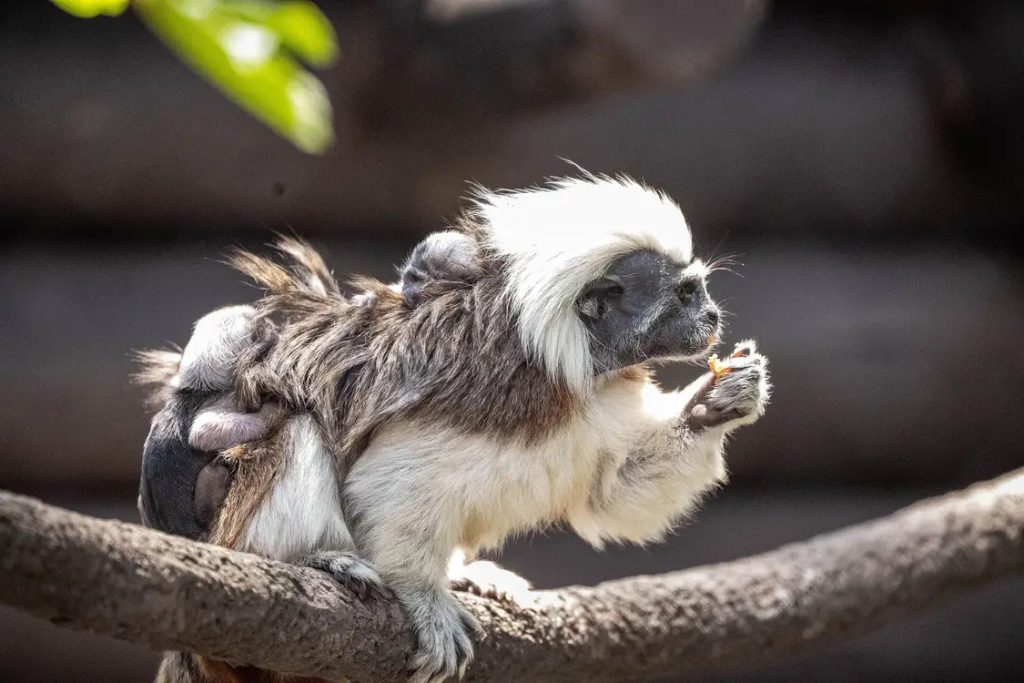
[473,175,693,394]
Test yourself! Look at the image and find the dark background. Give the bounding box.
[1,1,1022,681]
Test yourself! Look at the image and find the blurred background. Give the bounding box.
[1,0,1023,681]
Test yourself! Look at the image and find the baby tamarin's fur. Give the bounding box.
[146,175,771,683]
[136,305,285,539]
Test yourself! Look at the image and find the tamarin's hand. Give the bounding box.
[689,340,771,431]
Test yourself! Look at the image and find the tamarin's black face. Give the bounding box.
[577,249,721,374]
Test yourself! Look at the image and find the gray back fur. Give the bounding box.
[230,236,580,465]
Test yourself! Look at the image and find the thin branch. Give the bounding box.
[1,469,1023,682]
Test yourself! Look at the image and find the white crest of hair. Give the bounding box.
[472,174,693,394]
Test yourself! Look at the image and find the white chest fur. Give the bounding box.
[346,376,655,553]
[239,375,720,568]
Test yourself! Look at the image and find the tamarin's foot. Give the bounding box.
[304,550,390,601]
[450,560,531,604]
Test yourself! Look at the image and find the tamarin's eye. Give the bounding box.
[582,278,624,299]
[578,278,624,321]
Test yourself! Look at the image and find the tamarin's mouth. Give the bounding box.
[694,333,721,361]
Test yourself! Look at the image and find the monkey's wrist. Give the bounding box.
[687,403,743,431]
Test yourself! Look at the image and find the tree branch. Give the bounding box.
[2,470,1023,682]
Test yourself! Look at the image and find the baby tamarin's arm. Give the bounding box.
[188,397,287,452]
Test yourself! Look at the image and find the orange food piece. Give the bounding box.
[708,354,732,378]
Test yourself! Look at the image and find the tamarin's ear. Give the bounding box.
[577,277,624,322]
[401,230,481,306]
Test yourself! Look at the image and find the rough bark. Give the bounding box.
[1,469,1023,682]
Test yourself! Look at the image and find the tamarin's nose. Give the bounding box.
[705,308,720,327]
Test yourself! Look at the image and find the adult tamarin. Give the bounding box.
[145,175,771,683]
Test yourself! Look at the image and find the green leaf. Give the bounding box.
[135,0,338,154]
[218,1,339,66]
[51,0,130,18]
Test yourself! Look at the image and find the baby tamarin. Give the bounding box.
[136,305,285,539]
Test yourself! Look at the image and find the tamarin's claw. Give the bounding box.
[304,550,390,601]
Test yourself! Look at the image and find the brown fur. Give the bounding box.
[207,438,285,550]
[196,657,327,683]
[226,237,340,298]
[230,236,581,470]
[614,364,651,384]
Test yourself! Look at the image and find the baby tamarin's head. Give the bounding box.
[175,305,274,392]
[399,230,482,307]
